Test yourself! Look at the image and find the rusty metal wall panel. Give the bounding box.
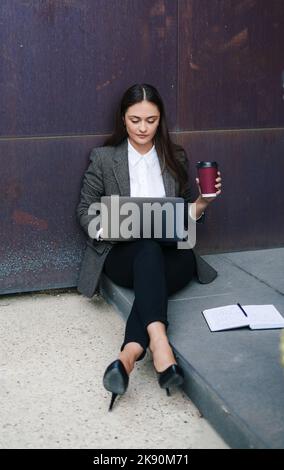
[0,135,104,294]
[178,0,284,130]
[0,0,178,137]
[176,129,284,252]
[2,129,282,296]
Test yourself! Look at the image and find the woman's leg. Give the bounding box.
[147,245,196,372]
[103,240,156,372]
[103,240,167,367]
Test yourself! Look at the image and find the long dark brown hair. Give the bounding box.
[104,84,188,194]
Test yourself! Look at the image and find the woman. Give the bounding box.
[77,84,222,411]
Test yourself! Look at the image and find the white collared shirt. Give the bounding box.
[127,139,166,197]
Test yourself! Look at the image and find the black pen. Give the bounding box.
[237,302,248,317]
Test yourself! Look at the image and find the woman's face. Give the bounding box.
[124,100,160,151]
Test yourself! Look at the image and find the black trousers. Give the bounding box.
[103,239,196,361]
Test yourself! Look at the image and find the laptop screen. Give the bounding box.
[100,196,185,242]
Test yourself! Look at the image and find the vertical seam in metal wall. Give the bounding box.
[176,0,180,132]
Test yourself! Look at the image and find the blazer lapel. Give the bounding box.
[161,164,176,197]
[112,140,131,196]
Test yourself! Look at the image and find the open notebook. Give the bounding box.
[202,304,284,332]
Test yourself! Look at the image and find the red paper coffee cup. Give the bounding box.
[196,161,218,197]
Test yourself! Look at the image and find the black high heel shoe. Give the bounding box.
[103,359,129,411]
[157,364,184,396]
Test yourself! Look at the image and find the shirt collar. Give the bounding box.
[128,139,157,167]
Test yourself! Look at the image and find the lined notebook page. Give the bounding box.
[243,304,284,329]
[202,305,249,332]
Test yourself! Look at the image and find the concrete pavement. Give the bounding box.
[0,290,228,449]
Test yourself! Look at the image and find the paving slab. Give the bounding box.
[219,248,284,295]
[100,248,284,449]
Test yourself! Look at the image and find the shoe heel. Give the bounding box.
[103,359,129,411]
[157,364,184,393]
[109,393,118,411]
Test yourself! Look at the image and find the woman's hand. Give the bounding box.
[196,171,222,204]
[95,227,104,241]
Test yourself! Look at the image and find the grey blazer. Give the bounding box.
[76,139,217,298]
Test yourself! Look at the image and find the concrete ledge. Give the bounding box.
[100,248,284,449]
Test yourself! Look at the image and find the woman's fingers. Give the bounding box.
[215,172,222,191]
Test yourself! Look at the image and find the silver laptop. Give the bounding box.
[100,196,185,242]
